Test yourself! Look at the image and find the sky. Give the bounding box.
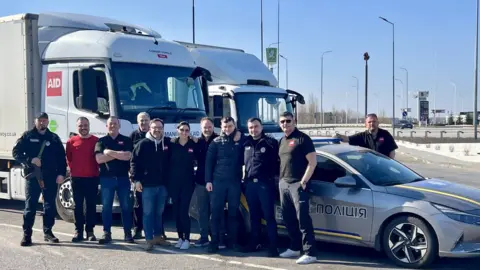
[2,0,479,118]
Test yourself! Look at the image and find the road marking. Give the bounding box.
[0,223,287,270]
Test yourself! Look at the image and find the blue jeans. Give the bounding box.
[100,177,132,234]
[142,185,168,241]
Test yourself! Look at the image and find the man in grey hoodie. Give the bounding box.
[130,118,171,251]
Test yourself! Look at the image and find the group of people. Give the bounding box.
[11,108,396,266]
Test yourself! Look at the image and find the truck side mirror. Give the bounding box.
[78,68,99,113]
[213,95,223,117]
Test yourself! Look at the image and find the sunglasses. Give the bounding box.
[280,119,292,124]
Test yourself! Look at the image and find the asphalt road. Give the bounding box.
[0,155,478,270]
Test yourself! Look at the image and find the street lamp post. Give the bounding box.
[400,67,408,116]
[395,78,404,117]
[364,52,370,117]
[320,50,332,127]
[260,0,263,62]
[277,0,280,83]
[280,54,288,89]
[352,76,359,123]
[450,81,457,117]
[379,16,395,137]
[192,0,195,43]
[474,0,479,139]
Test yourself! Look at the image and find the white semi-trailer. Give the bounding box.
[177,41,305,139]
[0,12,211,222]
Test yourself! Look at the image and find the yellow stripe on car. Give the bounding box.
[396,185,480,207]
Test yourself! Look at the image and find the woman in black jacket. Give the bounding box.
[169,121,198,250]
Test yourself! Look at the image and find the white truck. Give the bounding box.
[176,42,305,139]
[0,12,212,222]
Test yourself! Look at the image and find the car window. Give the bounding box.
[311,155,347,183]
[336,150,424,186]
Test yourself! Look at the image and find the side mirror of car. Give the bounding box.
[334,175,357,188]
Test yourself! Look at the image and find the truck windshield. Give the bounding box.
[234,92,293,133]
[111,62,206,122]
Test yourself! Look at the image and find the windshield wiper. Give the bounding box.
[409,178,425,183]
[147,106,178,111]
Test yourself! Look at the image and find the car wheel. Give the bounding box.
[55,178,76,223]
[382,216,438,269]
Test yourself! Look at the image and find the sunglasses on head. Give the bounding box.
[280,119,292,124]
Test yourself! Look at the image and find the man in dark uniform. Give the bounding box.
[12,112,67,246]
[242,118,279,257]
[129,112,150,239]
[334,113,398,158]
[277,111,318,264]
[205,116,245,253]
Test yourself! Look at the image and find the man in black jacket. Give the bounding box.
[129,112,150,239]
[130,118,171,251]
[193,117,226,248]
[205,116,245,253]
[12,112,67,246]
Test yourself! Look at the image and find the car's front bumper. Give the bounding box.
[434,214,480,258]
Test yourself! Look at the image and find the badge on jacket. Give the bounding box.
[260,147,266,153]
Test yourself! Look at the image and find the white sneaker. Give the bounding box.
[296,254,317,264]
[279,249,301,258]
[180,240,190,250]
[175,238,184,248]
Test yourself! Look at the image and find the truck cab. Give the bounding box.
[177,42,304,139]
[0,12,211,222]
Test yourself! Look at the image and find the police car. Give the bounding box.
[190,137,480,268]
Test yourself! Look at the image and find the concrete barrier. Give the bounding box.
[397,140,480,163]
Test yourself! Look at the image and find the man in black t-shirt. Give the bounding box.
[277,112,318,265]
[95,116,134,244]
[334,113,398,158]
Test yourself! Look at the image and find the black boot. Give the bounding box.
[20,235,32,247]
[98,232,112,244]
[86,232,97,241]
[124,231,134,243]
[44,231,59,243]
[71,231,84,242]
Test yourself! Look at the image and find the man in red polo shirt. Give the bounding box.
[66,117,100,242]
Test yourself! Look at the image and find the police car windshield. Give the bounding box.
[336,150,425,186]
[112,62,205,113]
[234,92,293,133]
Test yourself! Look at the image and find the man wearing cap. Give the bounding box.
[12,112,67,246]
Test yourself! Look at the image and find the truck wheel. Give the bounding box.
[382,216,438,269]
[55,178,75,223]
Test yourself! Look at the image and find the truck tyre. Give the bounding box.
[55,178,75,223]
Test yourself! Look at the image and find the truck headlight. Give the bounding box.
[433,204,480,226]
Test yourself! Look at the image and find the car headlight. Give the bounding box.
[433,204,480,226]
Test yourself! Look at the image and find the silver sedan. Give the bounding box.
[272,143,480,268]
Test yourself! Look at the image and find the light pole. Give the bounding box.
[364,52,370,117]
[192,0,195,43]
[379,16,395,136]
[400,67,408,115]
[260,0,263,62]
[395,78,403,116]
[280,54,288,89]
[450,81,457,116]
[277,0,280,83]
[320,50,332,127]
[352,76,359,123]
[474,0,479,139]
